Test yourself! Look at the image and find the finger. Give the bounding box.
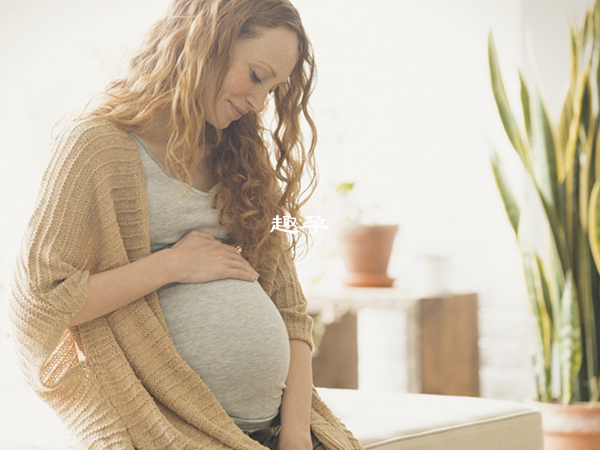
[227,259,259,275]
[221,243,240,254]
[222,244,249,263]
[229,267,259,282]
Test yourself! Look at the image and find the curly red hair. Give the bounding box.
[60,0,318,268]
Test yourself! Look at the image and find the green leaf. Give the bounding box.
[528,84,559,215]
[565,43,593,180]
[520,71,532,143]
[559,271,583,405]
[557,30,577,173]
[588,181,600,273]
[536,254,556,337]
[518,212,553,401]
[488,33,531,171]
[577,223,599,404]
[490,150,520,234]
[335,182,355,198]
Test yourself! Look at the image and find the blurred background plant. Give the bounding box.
[488,0,600,405]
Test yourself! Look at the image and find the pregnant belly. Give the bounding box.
[156,278,291,421]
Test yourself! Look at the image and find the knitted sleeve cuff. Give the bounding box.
[281,308,314,351]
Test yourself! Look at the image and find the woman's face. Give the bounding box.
[202,26,299,129]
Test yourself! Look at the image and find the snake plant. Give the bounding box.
[488,0,600,404]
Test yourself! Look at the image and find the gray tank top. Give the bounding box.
[129,132,291,432]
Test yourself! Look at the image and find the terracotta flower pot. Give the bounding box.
[525,399,600,450]
[337,224,399,287]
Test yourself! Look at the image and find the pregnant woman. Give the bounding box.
[8,1,363,449]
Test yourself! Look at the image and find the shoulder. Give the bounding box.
[57,117,132,147]
[52,116,136,161]
[43,117,141,195]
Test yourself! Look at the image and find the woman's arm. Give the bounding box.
[69,231,259,327]
[67,249,177,327]
[278,339,313,450]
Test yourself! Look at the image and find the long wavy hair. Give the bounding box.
[63,0,318,269]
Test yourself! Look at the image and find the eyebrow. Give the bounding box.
[256,60,276,78]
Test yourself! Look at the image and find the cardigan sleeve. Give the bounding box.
[8,120,112,391]
[267,236,315,352]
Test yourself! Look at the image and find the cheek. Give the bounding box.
[202,71,218,108]
[222,70,253,97]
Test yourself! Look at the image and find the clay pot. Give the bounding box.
[525,399,600,450]
[337,224,399,287]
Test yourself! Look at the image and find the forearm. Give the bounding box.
[280,339,313,435]
[68,248,177,327]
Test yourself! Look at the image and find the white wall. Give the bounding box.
[294,0,526,291]
[1,0,594,403]
[293,0,534,399]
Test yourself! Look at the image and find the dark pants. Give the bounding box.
[244,413,326,449]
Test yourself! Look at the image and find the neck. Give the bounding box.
[139,110,171,144]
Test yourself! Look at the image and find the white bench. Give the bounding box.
[319,387,543,449]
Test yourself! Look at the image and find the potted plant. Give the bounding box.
[488,2,600,448]
[334,182,399,287]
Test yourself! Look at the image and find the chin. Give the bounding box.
[217,113,237,129]
[205,118,230,130]
[203,109,228,130]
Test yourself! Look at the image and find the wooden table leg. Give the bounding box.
[311,311,359,390]
[418,293,480,397]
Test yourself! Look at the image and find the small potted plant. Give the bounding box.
[334,182,399,287]
[488,2,600,448]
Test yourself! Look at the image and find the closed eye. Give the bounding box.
[251,70,274,95]
[251,70,262,84]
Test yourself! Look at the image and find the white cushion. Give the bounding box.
[316,387,543,450]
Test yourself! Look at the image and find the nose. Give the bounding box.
[246,88,270,114]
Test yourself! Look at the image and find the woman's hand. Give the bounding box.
[277,427,313,450]
[168,231,259,283]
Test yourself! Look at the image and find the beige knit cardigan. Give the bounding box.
[8,117,364,450]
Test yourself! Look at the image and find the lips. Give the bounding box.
[229,101,244,120]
